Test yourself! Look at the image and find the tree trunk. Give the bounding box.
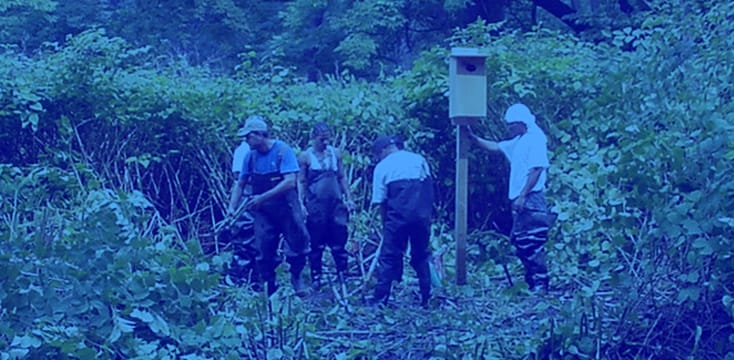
[472,0,507,23]
[619,0,634,14]
[531,0,590,32]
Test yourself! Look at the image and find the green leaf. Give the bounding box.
[11,335,41,349]
[682,219,703,235]
[8,349,29,358]
[677,287,701,303]
[267,348,284,360]
[723,295,734,316]
[691,238,714,255]
[23,112,39,131]
[130,309,154,323]
[568,344,580,355]
[718,217,734,227]
[149,313,171,336]
[74,347,97,360]
[578,336,594,354]
[109,326,122,343]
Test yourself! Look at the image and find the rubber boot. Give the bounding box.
[414,261,432,308]
[370,280,392,307]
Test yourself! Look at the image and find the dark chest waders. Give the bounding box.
[373,177,434,306]
[305,158,349,288]
[247,145,309,294]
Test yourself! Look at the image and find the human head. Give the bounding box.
[392,134,405,150]
[238,115,269,148]
[504,103,535,138]
[372,135,397,163]
[311,122,332,150]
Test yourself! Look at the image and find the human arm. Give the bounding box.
[512,167,544,211]
[248,172,297,209]
[463,125,500,152]
[368,162,389,221]
[228,177,248,216]
[228,150,250,215]
[296,151,309,215]
[248,143,300,209]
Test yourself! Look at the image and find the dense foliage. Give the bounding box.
[1,0,733,359]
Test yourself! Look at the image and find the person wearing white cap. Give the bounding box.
[228,115,310,296]
[224,121,256,285]
[233,126,252,177]
[465,103,552,292]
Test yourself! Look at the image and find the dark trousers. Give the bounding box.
[307,201,349,279]
[373,218,432,304]
[253,195,310,285]
[228,214,258,283]
[510,192,551,289]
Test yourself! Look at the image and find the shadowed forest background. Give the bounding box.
[1,0,733,359]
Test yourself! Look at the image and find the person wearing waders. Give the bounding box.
[228,115,310,296]
[224,123,258,285]
[297,122,355,291]
[465,103,552,292]
[369,135,434,308]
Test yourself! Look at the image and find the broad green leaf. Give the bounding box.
[691,238,714,255]
[677,287,701,303]
[149,313,171,336]
[10,335,41,349]
[8,349,29,358]
[130,309,154,323]
[267,349,284,360]
[74,347,97,360]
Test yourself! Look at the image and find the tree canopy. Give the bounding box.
[1,0,733,359]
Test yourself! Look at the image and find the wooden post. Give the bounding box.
[449,48,488,285]
[455,123,469,285]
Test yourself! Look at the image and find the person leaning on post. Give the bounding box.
[369,135,434,308]
[464,103,553,293]
[297,122,355,292]
[227,115,310,297]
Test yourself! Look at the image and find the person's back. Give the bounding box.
[373,150,433,224]
[370,136,434,307]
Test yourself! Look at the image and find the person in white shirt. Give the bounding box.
[224,121,256,286]
[465,103,552,292]
[232,131,251,176]
[369,135,434,307]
